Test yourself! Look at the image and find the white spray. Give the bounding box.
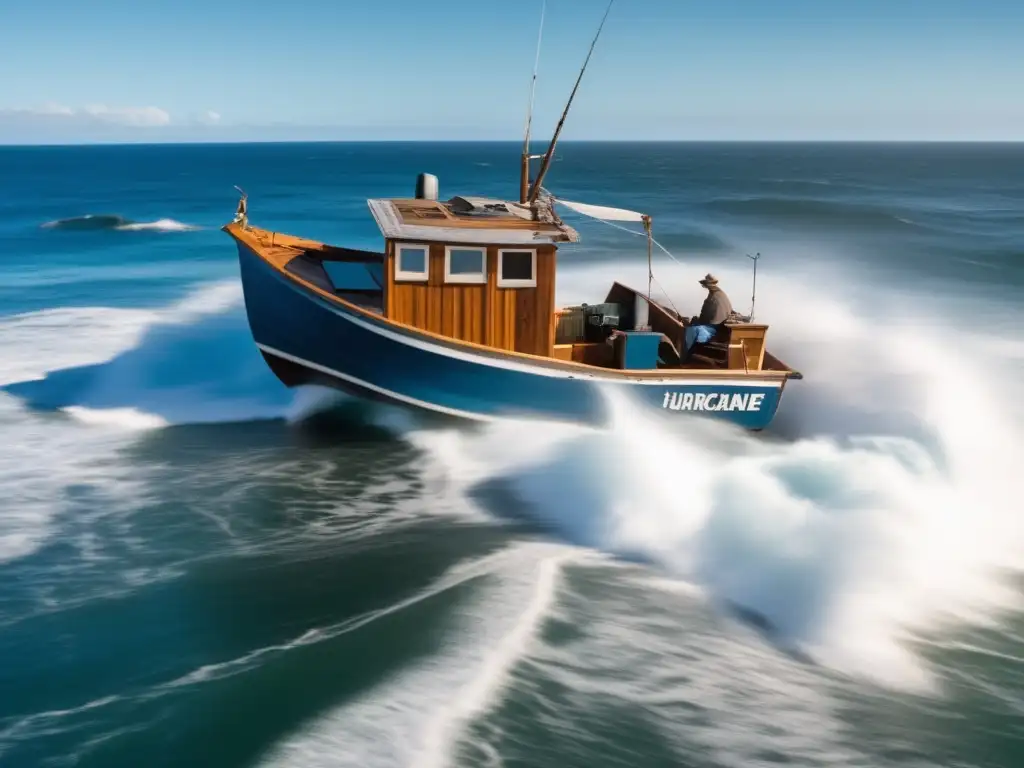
[402,259,1024,692]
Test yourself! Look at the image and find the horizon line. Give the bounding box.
[3,137,1024,149]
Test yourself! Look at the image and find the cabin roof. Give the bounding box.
[367,196,580,245]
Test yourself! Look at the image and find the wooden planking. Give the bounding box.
[725,324,768,371]
[510,246,557,356]
[391,198,565,233]
[388,242,486,344]
[552,344,574,361]
[386,241,557,355]
[571,342,614,368]
[537,246,558,355]
[249,227,385,263]
[483,246,513,352]
[257,245,299,270]
[227,223,794,383]
[514,287,532,354]
[728,343,747,371]
[384,240,395,317]
[257,226,780,376]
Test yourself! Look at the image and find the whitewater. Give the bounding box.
[3,250,1021,700]
[3,141,1023,768]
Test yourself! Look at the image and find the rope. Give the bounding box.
[573,215,685,316]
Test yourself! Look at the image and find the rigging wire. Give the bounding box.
[522,0,546,158]
[586,216,686,268]
[567,214,686,316]
[558,210,762,323]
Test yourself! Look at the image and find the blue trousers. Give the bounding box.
[684,324,716,350]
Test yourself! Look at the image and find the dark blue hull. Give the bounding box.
[236,242,788,429]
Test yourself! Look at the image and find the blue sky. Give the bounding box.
[0,0,1021,143]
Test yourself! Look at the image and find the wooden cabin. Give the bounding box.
[367,191,578,357]
[361,190,778,375]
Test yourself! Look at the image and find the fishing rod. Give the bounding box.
[527,0,615,203]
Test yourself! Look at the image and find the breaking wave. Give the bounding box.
[0,280,348,563]
[255,542,574,768]
[399,260,1024,692]
[117,218,200,232]
[3,257,1022,694]
[0,281,309,429]
[41,214,200,232]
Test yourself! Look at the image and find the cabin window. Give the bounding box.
[444,246,486,284]
[497,248,537,288]
[395,243,429,282]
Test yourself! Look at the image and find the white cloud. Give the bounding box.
[31,102,75,116]
[198,110,221,126]
[0,103,171,127]
[81,104,171,127]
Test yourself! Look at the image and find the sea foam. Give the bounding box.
[400,258,1024,692]
[41,214,200,232]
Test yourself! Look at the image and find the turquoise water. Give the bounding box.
[1,142,1023,767]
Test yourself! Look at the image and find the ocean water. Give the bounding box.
[1,141,1023,768]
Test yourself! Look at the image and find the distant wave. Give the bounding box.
[117,218,199,232]
[765,177,835,187]
[41,214,200,232]
[1,282,292,428]
[702,196,924,232]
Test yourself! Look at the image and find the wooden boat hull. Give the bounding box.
[235,239,790,429]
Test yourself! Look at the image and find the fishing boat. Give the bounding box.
[223,3,802,430]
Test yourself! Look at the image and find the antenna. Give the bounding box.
[519,0,546,203]
[746,252,761,321]
[527,0,614,204]
[644,215,653,305]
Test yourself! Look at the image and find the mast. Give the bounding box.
[520,0,546,204]
[526,0,614,204]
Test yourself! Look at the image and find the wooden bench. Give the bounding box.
[589,282,771,372]
[663,321,768,372]
[723,322,768,372]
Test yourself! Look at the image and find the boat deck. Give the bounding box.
[231,224,799,381]
[283,252,384,314]
[246,232,385,315]
[551,281,797,375]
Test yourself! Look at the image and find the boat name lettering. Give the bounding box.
[661,392,765,412]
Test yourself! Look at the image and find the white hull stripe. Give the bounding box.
[303,286,784,388]
[258,344,503,423]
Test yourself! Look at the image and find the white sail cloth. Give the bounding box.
[555,199,648,222]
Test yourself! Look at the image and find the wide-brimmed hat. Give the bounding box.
[698,273,719,287]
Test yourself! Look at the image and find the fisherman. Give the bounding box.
[683,273,734,356]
